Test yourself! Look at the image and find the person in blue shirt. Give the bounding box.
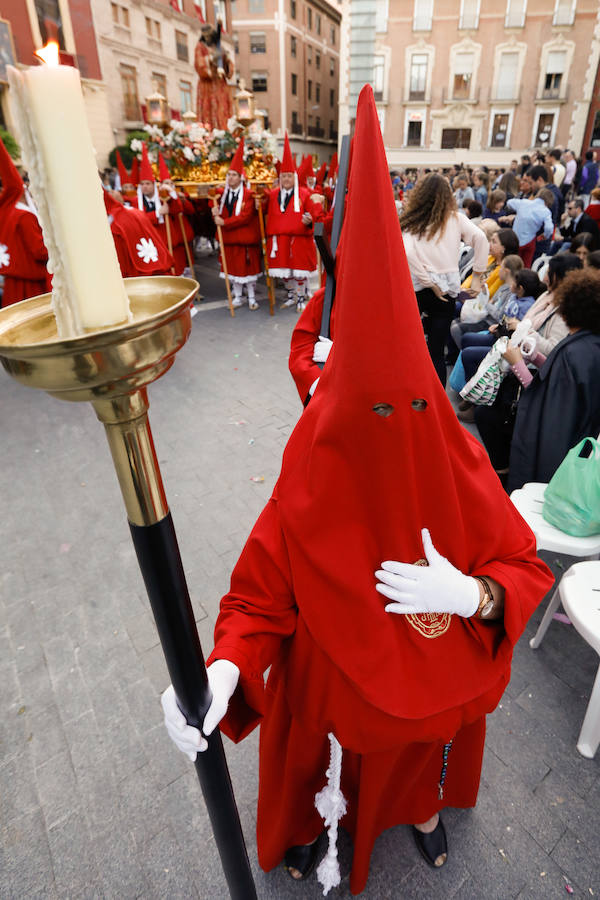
[504,268,544,319]
[579,151,599,201]
[504,189,554,266]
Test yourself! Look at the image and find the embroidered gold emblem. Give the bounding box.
[405,558,452,639]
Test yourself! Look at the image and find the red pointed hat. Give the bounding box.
[130,156,140,186]
[229,138,245,175]
[328,151,338,179]
[297,154,314,186]
[115,151,130,187]
[158,151,170,181]
[274,84,552,751]
[280,132,295,173]
[316,161,328,185]
[139,143,155,182]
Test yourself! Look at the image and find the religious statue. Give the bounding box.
[194,22,234,130]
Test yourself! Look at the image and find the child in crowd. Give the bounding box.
[503,269,545,321]
[483,189,507,222]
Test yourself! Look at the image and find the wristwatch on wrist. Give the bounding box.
[474,575,494,618]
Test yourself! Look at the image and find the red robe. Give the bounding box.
[265,186,323,278]
[108,202,174,277]
[208,488,551,894]
[0,140,49,306]
[194,40,234,129]
[216,185,262,282]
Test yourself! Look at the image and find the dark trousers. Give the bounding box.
[415,288,454,387]
[474,376,521,472]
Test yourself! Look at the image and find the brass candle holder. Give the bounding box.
[0,277,257,900]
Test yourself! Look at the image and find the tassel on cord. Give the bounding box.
[314,732,346,896]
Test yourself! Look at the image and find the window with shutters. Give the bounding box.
[459,0,480,29]
[407,121,422,146]
[290,0,296,19]
[291,36,297,57]
[543,51,566,98]
[291,73,297,95]
[179,81,192,114]
[376,0,389,33]
[250,32,266,53]
[413,0,433,31]
[453,52,474,99]
[252,72,267,92]
[553,0,576,26]
[308,79,312,100]
[248,0,265,12]
[175,30,188,62]
[441,128,471,149]
[505,0,526,27]
[152,73,167,101]
[535,113,555,146]
[121,65,140,121]
[490,113,509,147]
[409,54,428,100]
[496,51,519,100]
[316,83,320,102]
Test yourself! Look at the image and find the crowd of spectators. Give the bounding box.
[391,150,600,493]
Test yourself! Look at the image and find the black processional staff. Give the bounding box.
[313,133,351,357]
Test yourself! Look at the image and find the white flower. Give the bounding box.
[183,146,195,161]
[130,139,143,152]
[0,243,10,269]
[136,237,159,264]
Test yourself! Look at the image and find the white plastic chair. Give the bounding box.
[531,255,549,275]
[511,482,600,647]
[510,484,600,756]
[555,561,600,758]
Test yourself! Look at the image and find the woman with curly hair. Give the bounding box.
[507,267,600,490]
[400,173,489,385]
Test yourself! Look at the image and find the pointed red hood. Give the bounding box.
[274,85,552,745]
[139,143,155,182]
[328,152,338,180]
[229,138,245,175]
[115,151,131,187]
[315,161,328,185]
[280,133,295,173]
[297,154,314,187]
[158,151,170,181]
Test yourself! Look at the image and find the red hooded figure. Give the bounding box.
[262,133,324,309]
[212,138,263,308]
[0,139,50,306]
[163,87,553,895]
[103,191,174,277]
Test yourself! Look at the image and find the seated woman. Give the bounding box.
[460,227,518,299]
[450,253,523,351]
[508,266,600,490]
[483,189,508,222]
[570,231,595,266]
[471,255,582,480]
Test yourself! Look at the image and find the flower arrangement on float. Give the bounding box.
[130,117,277,183]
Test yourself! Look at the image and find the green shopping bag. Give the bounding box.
[542,438,600,536]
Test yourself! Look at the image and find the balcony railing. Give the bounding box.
[290,121,303,135]
[536,84,569,103]
[441,85,481,104]
[307,126,325,138]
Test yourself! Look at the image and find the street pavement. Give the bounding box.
[1,253,599,899]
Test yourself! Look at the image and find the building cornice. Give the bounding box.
[98,33,197,71]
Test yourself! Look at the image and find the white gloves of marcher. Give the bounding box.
[312,336,333,364]
[375,528,479,618]
[161,659,240,761]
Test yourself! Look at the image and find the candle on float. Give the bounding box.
[7,44,130,337]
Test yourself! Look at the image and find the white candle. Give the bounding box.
[7,45,130,337]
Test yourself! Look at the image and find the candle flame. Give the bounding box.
[35,41,60,66]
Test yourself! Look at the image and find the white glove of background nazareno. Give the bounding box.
[375,528,479,618]
[161,659,240,761]
[312,336,333,364]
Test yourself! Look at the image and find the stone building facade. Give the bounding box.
[1,0,115,166]
[231,0,342,160]
[339,0,600,168]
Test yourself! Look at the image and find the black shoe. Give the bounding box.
[412,816,448,868]
[283,836,321,881]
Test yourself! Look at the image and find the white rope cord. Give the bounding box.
[314,732,347,895]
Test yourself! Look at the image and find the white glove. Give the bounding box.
[312,336,333,364]
[375,528,479,618]
[161,659,240,761]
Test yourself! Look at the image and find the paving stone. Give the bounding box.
[0,809,55,898]
[0,755,40,824]
[550,827,600,895]
[35,749,79,829]
[46,812,101,896]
